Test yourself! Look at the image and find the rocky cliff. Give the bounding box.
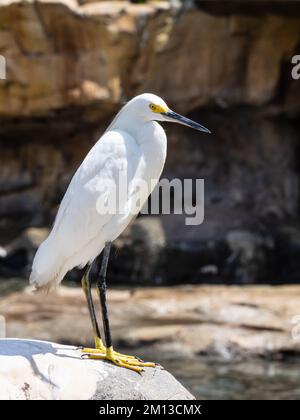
[1,0,300,284]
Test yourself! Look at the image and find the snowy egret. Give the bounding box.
[30,93,210,372]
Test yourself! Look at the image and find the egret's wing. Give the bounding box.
[51,129,141,255]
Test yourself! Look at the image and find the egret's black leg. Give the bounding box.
[81,265,105,352]
[80,251,140,363]
[86,241,156,373]
[96,242,112,349]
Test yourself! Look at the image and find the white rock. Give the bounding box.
[0,339,194,400]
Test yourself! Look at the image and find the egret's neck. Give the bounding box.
[109,112,167,161]
[108,112,167,187]
[108,112,148,140]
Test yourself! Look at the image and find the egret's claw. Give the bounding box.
[82,347,157,374]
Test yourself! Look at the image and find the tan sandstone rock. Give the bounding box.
[1,1,300,117]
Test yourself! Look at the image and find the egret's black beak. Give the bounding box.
[162,110,211,134]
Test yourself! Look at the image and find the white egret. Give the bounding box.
[30,93,210,372]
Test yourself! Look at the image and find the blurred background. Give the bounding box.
[1,0,300,399]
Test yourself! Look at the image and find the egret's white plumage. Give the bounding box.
[30,93,210,291]
[30,94,167,290]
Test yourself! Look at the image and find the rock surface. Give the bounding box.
[1,0,299,117]
[0,338,194,400]
[1,284,300,360]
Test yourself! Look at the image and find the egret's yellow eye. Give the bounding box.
[149,103,167,113]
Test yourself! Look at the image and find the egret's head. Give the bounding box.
[129,93,211,134]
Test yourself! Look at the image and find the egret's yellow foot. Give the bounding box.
[84,346,156,373]
[82,347,139,360]
[81,337,141,361]
[81,336,106,354]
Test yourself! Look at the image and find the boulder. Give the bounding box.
[0,338,194,400]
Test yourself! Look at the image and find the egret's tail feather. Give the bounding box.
[29,236,65,293]
[29,269,61,293]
